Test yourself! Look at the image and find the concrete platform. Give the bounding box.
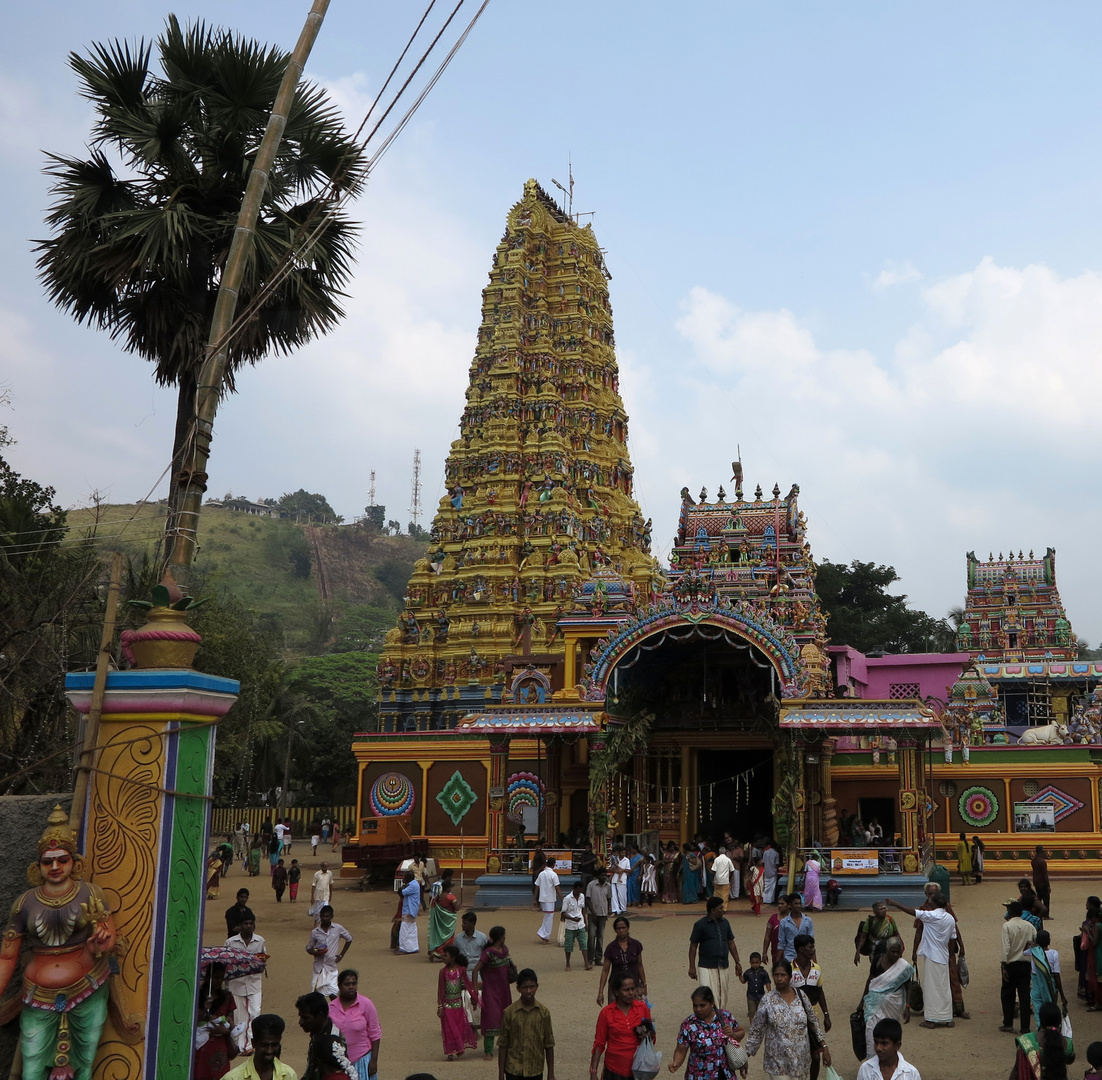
[471,871,932,909]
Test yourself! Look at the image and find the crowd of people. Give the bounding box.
[198,826,1102,1080]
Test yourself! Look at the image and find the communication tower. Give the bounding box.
[368,469,376,507]
[408,449,422,526]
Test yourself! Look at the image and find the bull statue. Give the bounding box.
[1018,722,1069,745]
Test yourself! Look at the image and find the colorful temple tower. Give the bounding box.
[375,179,659,734]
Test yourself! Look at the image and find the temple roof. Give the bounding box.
[458,708,604,733]
[780,700,941,729]
[977,660,1102,682]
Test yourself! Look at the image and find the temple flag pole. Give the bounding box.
[459,826,465,906]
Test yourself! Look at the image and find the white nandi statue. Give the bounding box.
[1017,722,1069,745]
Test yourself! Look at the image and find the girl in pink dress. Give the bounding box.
[473,926,514,1059]
[437,945,478,1059]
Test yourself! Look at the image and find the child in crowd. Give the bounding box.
[825,878,842,908]
[1083,1041,1102,1080]
[740,952,771,1020]
[288,859,301,902]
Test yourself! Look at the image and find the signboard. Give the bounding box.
[830,849,879,875]
[530,849,574,874]
[1014,802,1055,833]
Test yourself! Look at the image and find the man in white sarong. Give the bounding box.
[398,870,421,954]
[887,894,956,1028]
[610,844,630,915]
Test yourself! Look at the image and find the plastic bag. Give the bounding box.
[822,1067,845,1080]
[632,1036,662,1080]
[849,1007,867,1061]
[557,918,566,947]
[957,956,970,987]
[1062,1011,1073,1040]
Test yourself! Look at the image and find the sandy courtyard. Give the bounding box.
[203,856,1099,1080]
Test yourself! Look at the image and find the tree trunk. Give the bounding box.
[165,371,198,547]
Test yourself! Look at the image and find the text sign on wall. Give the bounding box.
[830,849,879,875]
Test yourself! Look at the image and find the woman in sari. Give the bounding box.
[681,845,702,905]
[473,925,513,1059]
[1010,1001,1073,1080]
[971,836,985,884]
[626,846,644,907]
[662,842,681,904]
[955,831,973,886]
[802,852,823,912]
[860,936,912,1058]
[428,868,459,961]
[246,835,262,876]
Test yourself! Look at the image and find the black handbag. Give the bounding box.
[849,1006,866,1061]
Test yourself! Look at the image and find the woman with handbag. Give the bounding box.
[667,985,747,1080]
[743,959,831,1080]
[473,925,514,1060]
[859,937,912,1059]
[591,972,654,1080]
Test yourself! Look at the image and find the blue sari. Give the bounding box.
[626,853,644,905]
[681,854,701,904]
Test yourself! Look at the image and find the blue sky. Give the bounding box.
[5,2,1102,640]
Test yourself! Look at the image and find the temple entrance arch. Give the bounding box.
[599,618,788,845]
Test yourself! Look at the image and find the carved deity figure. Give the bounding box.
[956,621,972,650]
[0,805,132,1080]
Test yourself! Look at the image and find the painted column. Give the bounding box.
[417,760,434,837]
[488,737,511,852]
[65,669,239,1080]
[820,739,838,847]
[680,745,692,846]
[589,731,609,860]
[896,737,919,858]
[544,738,562,841]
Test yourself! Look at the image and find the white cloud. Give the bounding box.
[869,260,922,292]
[652,258,1102,641]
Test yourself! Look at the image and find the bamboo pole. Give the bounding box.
[70,551,124,835]
[165,0,330,585]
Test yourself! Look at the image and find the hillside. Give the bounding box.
[66,503,424,653]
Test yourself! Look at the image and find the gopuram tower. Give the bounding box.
[376,180,660,734]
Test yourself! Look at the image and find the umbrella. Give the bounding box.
[200,945,267,981]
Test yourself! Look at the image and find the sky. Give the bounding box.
[5,2,1102,641]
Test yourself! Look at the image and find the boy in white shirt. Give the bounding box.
[561,880,591,970]
[857,1017,922,1080]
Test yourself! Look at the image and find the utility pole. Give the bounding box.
[408,448,422,527]
[368,469,376,507]
[164,0,331,587]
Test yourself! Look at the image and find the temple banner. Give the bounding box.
[830,849,879,874]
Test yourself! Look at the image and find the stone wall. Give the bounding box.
[0,793,73,1077]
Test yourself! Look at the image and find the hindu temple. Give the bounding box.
[353,180,1102,897]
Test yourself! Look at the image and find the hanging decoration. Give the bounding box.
[958,785,999,827]
[370,771,416,817]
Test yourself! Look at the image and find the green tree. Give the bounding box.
[278,489,341,524]
[817,559,954,654]
[36,17,366,522]
[0,435,104,793]
[362,505,386,530]
[374,558,415,604]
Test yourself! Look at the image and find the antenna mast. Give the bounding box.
[408,449,422,526]
[368,469,376,507]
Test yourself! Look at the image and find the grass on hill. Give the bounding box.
[67,502,423,655]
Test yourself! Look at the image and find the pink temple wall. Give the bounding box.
[828,646,968,702]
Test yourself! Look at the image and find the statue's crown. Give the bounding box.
[38,804,78,857]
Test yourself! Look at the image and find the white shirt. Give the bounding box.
[562,892,586,928]
[611,856,630,885]
[274,823,286,840]
[914,908,957,965]
[312,869,333,902]
[712,854,734,885]
[536,867,560,903]
[224,932,266,997]
[1031,946,1061,975]
[857,1049,922,1080]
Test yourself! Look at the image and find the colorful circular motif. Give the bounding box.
[958,785,998,827]
[370,771,415,817]
[506,771,544,823]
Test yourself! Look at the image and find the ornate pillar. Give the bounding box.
[896,736,919,856]
[488,737,510,852]
[589,730,609,861]
[543,738,562,842]
[820,739,838,847]
[417,760,435,837]
[65,668,238,1080]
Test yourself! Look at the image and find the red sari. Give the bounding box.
[194,996,237,1080]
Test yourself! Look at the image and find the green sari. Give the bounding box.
[1013,1028,1073,1080]
[428,889,459,958]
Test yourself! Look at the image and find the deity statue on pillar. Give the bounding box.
[0,805,136,1080]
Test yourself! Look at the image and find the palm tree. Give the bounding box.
[36,16,367,524]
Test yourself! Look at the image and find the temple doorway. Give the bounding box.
[697,747,774,843]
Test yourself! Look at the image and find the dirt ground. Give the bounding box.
[203,855,1100,1080]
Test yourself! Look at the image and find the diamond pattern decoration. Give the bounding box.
[1027,785,1084,823]
[436,769,478,826]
